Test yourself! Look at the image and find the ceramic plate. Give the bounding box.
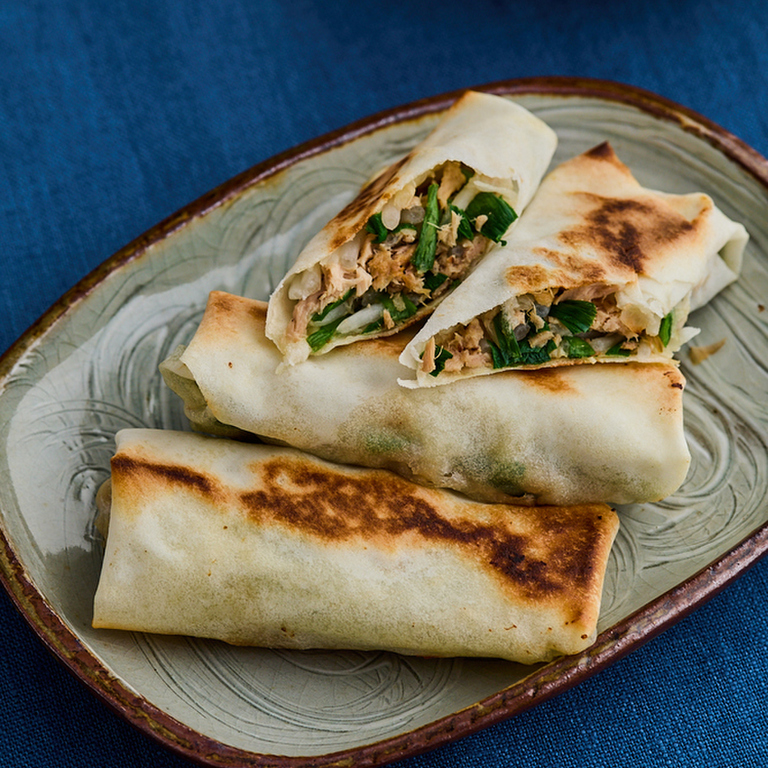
[1,78,768,766]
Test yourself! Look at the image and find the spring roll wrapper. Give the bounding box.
[399,142,749,387]
[92,429,619,663]
[161,291,690,507]
[266,90,558,364]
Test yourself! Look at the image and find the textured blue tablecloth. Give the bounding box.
[2,1,768,766]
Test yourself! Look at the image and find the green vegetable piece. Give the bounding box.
[310,289,354,323]
[378,292,418,322]
[429,346,453,376]
[449,204,475,241]
[423,272,449,293]
[564,336,596,359]
[411,183,440,273]
[488,311,556,369]
[365,212,388,243]
[488,460,526,496]
[306,316,345,351]
[659,311,673,346]
[605,342,631,357]
[464,192,518,243]
[492,311,521,360]
[517,338,556,365]
[548,300,597,335]
[363,292,420,334]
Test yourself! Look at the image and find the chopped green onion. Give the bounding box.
[548,300,597,335]
[307,316,346,351]
[489,312,556,368]
[363,292,419,334]
[464,192,518,243]
[564,336,595,359]
[378,293,418,323]
[605,342,631,357]
[449,204,475,241]
[518,338,557,365]
[365,213,388,243]
[411,183,440,273]
[492,311,521,360]
[659,311,673,346]
[310,289,354,323]
[429,346,453,376]
[423,272,449,293]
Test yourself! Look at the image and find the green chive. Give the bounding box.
[374,292,418,323]
[411,183,440,273]
[488,311,556,369]
[605,342,631,357]
[564,336,595,359]
[310,289,354,323]
[517,338,556,365]
[659,311,673,346]
[423,272,449,293]
[548,300,597,335]
[464,192,518,243]
[307,316,345,351]
[492,312,521,360]
[449,204,475,241]
[365,213,388,243]
[429,346,453,376]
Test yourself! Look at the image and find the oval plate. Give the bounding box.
[1,78,768,766]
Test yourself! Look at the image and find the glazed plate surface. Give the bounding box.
[1,79,767,766]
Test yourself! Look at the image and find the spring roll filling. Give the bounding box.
[286,161,518,352]
[420,286,698,376]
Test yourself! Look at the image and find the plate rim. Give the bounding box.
[2,75,768,767]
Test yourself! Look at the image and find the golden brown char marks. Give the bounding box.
[111,455,219,498]
[515,368,577,394]
[240,456,614,602]
[199,291,268,341]
[561,194,695,274]
[111,448,616,606]
[325,155,410,253]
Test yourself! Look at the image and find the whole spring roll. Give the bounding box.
[160,291,691,506]
[398,142,748,387]
[266,91,557,365]
[92,428,619,663]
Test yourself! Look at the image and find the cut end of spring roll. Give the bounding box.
[398,142,749,388]
[266,91,558,365]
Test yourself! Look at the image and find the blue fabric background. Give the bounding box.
[1,1,767,766]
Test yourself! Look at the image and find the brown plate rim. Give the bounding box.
[1,76,768,767]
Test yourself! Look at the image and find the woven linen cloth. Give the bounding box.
[1,1,767,767]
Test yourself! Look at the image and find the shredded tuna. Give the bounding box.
[436,319,491,372]
[421,337,437,373]
[529,330,556,348]
[325,260,372,300]
[435,235,488,278]
[286,290,323,342]
[366,239,416,291]
[437,163,467,208]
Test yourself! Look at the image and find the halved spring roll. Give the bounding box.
[161,291,691,507]
[92,428,619,663]
[398,142,748,388]
[266,90,558,365]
